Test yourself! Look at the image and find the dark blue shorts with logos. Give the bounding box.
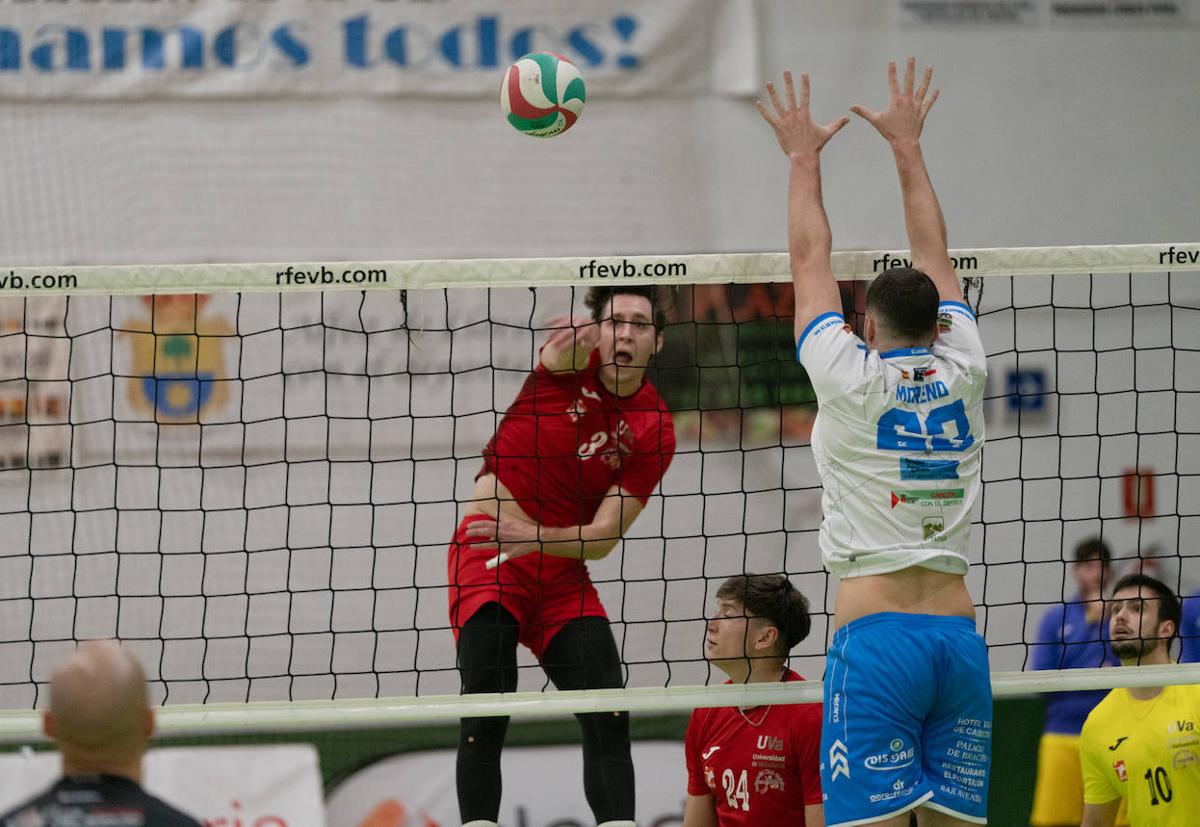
[821,612,992,826]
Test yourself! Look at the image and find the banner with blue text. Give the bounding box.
[0,0,758,100]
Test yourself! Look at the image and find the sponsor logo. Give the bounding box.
[123,295,232,422]
[831,692,841,724]
[922,517,945,540]
[865,738,916,771]
[938,312,954,332]
[869,778,914,803]
[829,740,850,782]
[1108,736,1128,751]
[890,489,965,509]
[1113,759,1127,782]
[754,768,785,794]
[756,735,783,752]
[1168,719,1195,733]
[704,766,715,789]
[702,746,721,760]
[899,366,937,382]
[1174,749,1199,770]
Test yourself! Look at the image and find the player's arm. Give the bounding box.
[682,794,719,827]
[1080,800,1120,827]
[463,484,645,566]
[539,315,600,373]
[756,71,849,341]
[852,57,960,304]
[1079,721,1121,827]
[804,804,825,827]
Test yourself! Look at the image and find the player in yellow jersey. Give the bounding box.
[1080,573,1200,826]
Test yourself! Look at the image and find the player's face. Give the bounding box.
[595,294,661,376]
[1073,556,1106,598]
[706,598,772,666]
[1109,586,1173,661]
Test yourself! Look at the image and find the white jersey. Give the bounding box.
[796,302,986,578]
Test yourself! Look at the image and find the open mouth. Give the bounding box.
[615,349,634,365]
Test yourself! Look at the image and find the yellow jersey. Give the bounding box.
[1079,683,1200,825]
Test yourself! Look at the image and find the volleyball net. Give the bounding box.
[0,242,1198,741]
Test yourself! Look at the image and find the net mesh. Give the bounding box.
[0,244,1197,724]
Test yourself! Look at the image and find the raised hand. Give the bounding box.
[850,57,939,146]
[543,314,599,354]
[756,71,850,158]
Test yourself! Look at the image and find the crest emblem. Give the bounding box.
[123,295,232,421]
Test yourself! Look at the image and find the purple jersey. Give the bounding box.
[1029,599,1117,734]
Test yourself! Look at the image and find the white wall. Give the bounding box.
[0,1,1195,265]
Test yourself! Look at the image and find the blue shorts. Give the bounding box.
[821,613,992,826]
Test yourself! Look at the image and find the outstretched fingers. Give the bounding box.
[755,99,779,129]
[849,104,877,124]
[903,56,916,97]
[827,116,851,138]
[785,70,799,110]
[887,59,900,98]
[920,87,940,120]
[914,65,933,105]
[766,80,785,118]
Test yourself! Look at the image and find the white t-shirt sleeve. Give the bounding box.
[935,301,987,373]
[795,312,867,399]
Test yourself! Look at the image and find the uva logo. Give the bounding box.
[756,735,783,751]
[1168,719,1195,733]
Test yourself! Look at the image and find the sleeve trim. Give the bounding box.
[795,312,845,359]
[939,300,976,321]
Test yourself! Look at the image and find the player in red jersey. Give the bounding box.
[684,574,824,827]
[448,285,676,827]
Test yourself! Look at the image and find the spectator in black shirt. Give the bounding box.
[1,640,202,826]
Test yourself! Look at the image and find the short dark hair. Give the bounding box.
[584,286,669,331]
[716,574,811,653]
[1111,573,1181,639]
[1073,537,1112,565]
[865,267,939,341]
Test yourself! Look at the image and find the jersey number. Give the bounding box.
[722,768,749,812]
[1144,766,1173,805]
[877,399,975,452]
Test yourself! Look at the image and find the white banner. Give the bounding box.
[0,0,758,100]
[0,745,324,825]
[325,741,689,827]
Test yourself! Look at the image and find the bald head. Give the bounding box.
[45,641,152,768]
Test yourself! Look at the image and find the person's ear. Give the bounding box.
[42,711,54,741]
[144,708,156,740]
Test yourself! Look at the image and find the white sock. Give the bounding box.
[597,822,636,827]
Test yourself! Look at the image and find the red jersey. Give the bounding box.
[482,349,675,527]
[685,671,823,826]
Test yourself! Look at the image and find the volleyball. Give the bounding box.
[500,52,586,138]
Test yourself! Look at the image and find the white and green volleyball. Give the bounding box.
[500,52,586,138]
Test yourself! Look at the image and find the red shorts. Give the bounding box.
[447,514,608,661]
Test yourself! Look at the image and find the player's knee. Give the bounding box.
[459,715,510,763]
[577,709,631,752]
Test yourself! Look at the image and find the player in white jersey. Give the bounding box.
[757,59,991,826]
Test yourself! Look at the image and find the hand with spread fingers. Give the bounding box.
[850,56,940,147]
[756,70,850,159]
